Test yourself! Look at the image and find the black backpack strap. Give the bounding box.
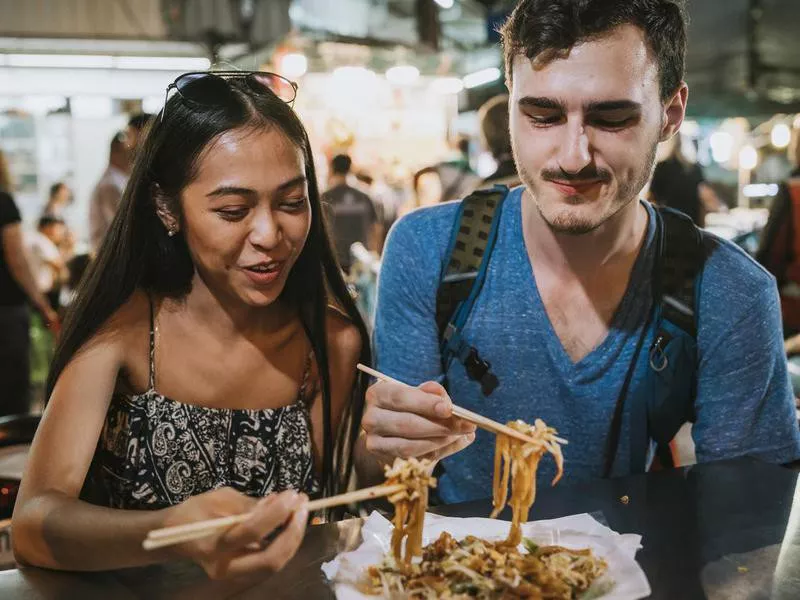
[435,185,509,395]
[604,205,705,476]
[652,207,704,337]
[644,207,705,469]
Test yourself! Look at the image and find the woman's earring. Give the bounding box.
[167,228,177,237]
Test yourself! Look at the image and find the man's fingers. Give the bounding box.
[422,432,476,462]
[362,406,472,439]
[367,381,452,420]
[365,434,465,459]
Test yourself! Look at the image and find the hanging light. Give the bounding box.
[463,67,501,89]
[431,77,464,94]
[771,123,791,149]
[279,53,308,79]
[386,65,419,85]
[709,131,734,164]
[434,0,455,7]
[739,145,759,170]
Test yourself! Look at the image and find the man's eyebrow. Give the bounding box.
[518,96,565,111]
[517,97,642,113]
[585,100,641,112]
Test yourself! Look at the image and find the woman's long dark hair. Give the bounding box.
[46,77,371,499]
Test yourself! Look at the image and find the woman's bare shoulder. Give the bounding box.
[325,305,363,361]
[79,288,152,355]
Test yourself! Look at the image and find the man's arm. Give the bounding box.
[355,211,475,484]
[90,184,121,250]
[692,279,800,464]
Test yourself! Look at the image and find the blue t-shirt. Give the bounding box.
[374,186,800,503]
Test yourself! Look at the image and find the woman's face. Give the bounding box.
[55,185,72,206]
[177,125,311,308]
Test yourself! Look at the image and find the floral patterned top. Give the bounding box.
[80,301,321,510]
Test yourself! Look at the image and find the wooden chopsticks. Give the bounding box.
[357,364,567,447]
[143,482,405,551]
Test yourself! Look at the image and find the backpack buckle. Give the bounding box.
[464,347,499,396]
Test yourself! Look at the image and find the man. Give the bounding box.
[323,154,381,273]
[478,94,521,188]
[125,112,153,159]
[757,122,800,334]
[358,0,800,503]
[26,216,68,311]
[89,132,130,251]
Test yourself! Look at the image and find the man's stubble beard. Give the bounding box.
[512,136,660,236]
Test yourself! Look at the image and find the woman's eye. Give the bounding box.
[282,198,308,211]
[216,208,248,221]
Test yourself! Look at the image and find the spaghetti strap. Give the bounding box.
[298,350,315,405]
[148,295,156,391]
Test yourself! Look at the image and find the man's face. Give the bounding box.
[509,24,686,234]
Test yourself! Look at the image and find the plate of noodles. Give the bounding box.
[322,420,650,599]
[322,511,650,600]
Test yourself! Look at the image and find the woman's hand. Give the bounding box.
[161,488,309,580]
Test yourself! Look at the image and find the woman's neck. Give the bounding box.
[175,274,294,341]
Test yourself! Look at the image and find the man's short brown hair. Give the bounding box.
[500,0,687,102]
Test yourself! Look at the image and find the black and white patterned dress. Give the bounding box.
[81,303,321,510]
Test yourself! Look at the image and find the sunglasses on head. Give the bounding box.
[160,71,298,122]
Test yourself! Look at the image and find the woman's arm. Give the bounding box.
[13,295,309,576]
[2,222,57,323]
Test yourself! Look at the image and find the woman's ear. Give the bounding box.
[152,183,180,236]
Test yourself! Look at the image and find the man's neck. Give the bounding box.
[521,190,648,279]
[329,174,347,188]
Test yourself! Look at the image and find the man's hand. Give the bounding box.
[362,380,476,465]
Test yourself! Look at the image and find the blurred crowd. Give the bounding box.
[2,92,800,417]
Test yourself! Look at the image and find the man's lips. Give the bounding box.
[548,180,604,195]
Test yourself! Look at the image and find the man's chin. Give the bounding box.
[538,204,605,235]
[545,216,601,235]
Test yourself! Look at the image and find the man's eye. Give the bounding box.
[528,115,561,126]
[591,116,635,129]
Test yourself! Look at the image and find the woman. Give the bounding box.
[0,150,59,416]
[43,182,73,219]
[12,72,370,579]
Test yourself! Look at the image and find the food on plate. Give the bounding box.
[491,419,566,546]
[357,422,601,599]
[358,531,608,599]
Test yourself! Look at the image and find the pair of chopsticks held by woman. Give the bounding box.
[9,71,476,580]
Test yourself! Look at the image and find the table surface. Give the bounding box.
[2,457,799,600]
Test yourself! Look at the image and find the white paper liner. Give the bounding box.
[322,511,651,599]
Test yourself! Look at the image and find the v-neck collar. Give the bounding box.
[504,189,657,376]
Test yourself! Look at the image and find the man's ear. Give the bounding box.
[152,184,180,235]
[659,82,689,143]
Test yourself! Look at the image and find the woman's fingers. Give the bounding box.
[216,490,298,552]
[223,500,309,578]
